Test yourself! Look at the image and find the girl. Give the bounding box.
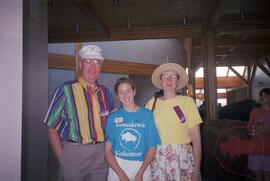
[105,77,160,181]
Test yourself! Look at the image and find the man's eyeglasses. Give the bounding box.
[160,74,179,81]
[83,59,103,65]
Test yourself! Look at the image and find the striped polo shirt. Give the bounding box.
[44,77,114,144]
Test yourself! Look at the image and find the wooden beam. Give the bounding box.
[74,43,81,79]
[264,57,270,69]
[228,65,248,85]
[249,64,257,83]
[216,21,270,34]
[194,36,270,48]
[247,56,270,77]
[49,24,203,43]
[194,46,270,57]
[183,38,195,97]
[195,77,246,89]
[49,53,75,70]
[72,0,110,36]
[49,53,247,90]
[196,92,227,99]
[207,0,227,30]
[48,53,158,75]
[202,29,218,120]
[101,59,158,75]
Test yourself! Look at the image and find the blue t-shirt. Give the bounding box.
[106,107,160,161]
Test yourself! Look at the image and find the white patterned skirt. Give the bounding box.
[151,144,194,181]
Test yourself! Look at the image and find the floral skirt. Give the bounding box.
[151,144,194,181]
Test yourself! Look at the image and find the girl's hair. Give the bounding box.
[260,88,270,96]
[114,77,137,94]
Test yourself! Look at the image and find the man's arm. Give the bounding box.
[190,125,202,181]
[135,147,156,181]
[48,128,62,160]
[104,142,129,181]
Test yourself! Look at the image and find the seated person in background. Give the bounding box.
[105,77,160,181]
[247,88,270,181]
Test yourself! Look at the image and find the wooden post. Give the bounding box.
[247,64,253,99]
[183,38,196,98]
[202,28,218,121]
[74,43,81,79]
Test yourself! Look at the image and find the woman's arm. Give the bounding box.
[190,125,202,181]
[104,142,129,181]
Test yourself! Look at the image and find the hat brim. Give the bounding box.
[151,63,188,89]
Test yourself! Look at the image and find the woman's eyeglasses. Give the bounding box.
[160,74,179,81]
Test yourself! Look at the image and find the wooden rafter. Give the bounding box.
[247,56,270,77]
[249,64,257,83]
[216,22,270,34]
[207,0,227,30]
[49,25,203,43]
[194,46,270,57]
[265,57,270,69]
[48,53,158,75]
[72,1,110,36]
[48,53,247,90]
[196,92,227,99]
[228,66,248,85]
[195,77,246,89]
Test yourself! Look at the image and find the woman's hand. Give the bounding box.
[191,172,201,181]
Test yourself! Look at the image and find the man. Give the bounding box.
[44,45,114,181]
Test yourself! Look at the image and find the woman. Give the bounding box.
[247,88,270,181]
[146,63,202,181]
[105,77,160,181]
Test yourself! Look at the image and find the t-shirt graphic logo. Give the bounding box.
[119,128,140,151]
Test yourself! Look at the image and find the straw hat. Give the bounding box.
[151,63,188,89]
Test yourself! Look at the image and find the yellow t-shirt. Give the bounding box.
[145,95,202,144]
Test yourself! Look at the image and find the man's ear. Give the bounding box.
[79,61,82,69]
[134,89,136,96]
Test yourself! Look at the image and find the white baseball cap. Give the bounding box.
[79,45,104,61]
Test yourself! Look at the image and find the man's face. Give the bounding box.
[80,58,102,85]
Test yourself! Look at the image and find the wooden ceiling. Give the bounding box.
[48,0,270,68]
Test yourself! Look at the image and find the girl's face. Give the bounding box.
[160,71,179,92]
[117,82,136,107]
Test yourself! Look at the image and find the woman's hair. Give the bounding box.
[114,77,137,94]
[259,88,270,96]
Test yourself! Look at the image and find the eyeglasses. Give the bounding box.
[160,74,179,81]
[82,59,103,65]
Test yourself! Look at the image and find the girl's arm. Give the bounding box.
[135,147,156,181]
[104,142,129,181]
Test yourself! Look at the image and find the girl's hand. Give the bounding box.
[134,170,143,181]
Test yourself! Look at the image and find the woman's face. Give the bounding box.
[160,71,179,92]
[117,82,136,107]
